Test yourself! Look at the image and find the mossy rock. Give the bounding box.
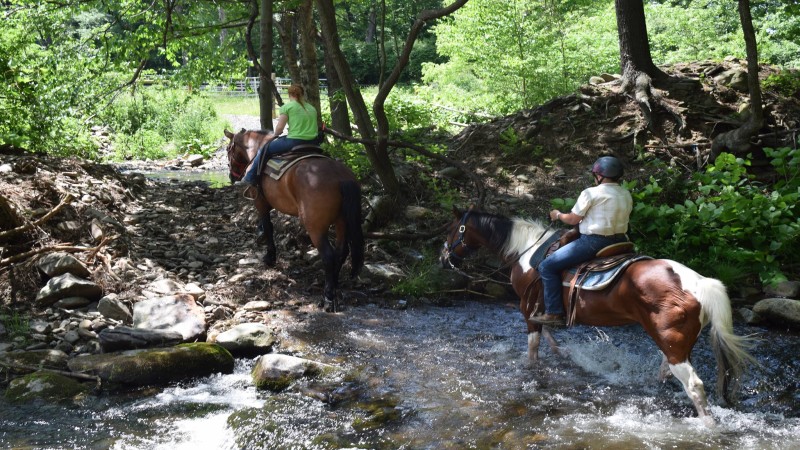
[67,342,234,389]
[4,371,89,404]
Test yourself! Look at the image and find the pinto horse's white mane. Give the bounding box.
[502,218,558,272]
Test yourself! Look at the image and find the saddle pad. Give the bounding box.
[529,230,564,269]
[262,151,328,180]
[561,255,652,291]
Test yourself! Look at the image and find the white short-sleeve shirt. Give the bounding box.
[571,183,632,236]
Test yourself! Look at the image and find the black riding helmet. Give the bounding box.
[591,156,624,180]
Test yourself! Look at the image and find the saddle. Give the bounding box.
[257,145,328,180]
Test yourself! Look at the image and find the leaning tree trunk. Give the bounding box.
[275,14,302,84]
[316,0,402,197]
[709,0,764,161]
[614,0,675,132]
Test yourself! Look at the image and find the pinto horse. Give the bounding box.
[440,207,755,425]
[224,128,364,311]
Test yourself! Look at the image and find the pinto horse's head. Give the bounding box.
[440,206,483,269]
[224,128,251,184]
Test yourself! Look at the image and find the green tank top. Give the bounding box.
[279,100,318,140]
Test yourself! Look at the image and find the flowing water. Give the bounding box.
[1,300,798,449]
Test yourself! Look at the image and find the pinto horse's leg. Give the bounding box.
[669,361,715,427]
[658,353,673,382]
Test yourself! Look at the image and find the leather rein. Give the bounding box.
[226,135,252,182]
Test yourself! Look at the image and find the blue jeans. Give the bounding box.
[537,234,627,315]
[243,133,322,185]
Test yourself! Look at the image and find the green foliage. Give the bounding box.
[324,141,372,180]
[627,151,800,286]
[391,250,440,297]
[0,310,29,340]
[99,89,226,160]
[763,70,800,97]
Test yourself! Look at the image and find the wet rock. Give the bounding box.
[133,294,206,341]
[187,154,204,167]
[4,371,90,404]
[752,298,800,329]
[362,263,405,283]
[213,323,278,357]
[252,354,334,391]
[67,343,234,389]
[97,326,184,352]
[36,252,91,279]
[35,273,103,307]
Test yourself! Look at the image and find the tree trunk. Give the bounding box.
[614,0,673,131]
[710,0,764,160]
[298,0,322,122]
[259,0,274,130]
[316,0,401,196]
[322,45,352,136]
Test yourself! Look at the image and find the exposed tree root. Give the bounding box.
[617,71,686,144]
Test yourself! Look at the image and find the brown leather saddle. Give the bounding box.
[258,145,328,180]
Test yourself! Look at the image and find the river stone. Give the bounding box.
[763,281,800,299]
[362,263,405,283]
[98,294,133,323]
[4,371,90,404]
[53,296,92,309]
[251,354,333,391]
[98,326,184,352]
[36,252,91,279]
[133,294,206,341]
[214,323,277,356]
[36,273,103,306]
[148,278,183,295]
[752,298,800,328]
[67,343,234,389]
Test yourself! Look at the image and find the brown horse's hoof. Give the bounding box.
[262,254,276,266]
[321,296,339,313]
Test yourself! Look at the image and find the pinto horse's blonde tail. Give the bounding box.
[694,274,758,405]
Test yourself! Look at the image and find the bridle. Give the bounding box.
[441,211,476,271]
[226,135,252,182]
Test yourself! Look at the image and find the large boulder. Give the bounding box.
[36,273,103,306]
[67,343,234,389]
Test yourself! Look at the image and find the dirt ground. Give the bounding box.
[1,60,798,347]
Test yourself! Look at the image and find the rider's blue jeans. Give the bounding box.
[537,233,627,315]
[242,132,323,185]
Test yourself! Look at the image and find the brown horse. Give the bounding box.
[440,207,756,426]
[224,128,364,311]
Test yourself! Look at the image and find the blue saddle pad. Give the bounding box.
[561,255,652,291]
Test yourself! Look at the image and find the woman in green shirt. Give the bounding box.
[243,84,322,185]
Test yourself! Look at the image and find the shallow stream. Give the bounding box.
[1,301,798,449]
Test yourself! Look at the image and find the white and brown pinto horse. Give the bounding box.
[440,207,756,426]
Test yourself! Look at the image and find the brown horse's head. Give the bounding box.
[224,128,251,184]
[441,206,483,269]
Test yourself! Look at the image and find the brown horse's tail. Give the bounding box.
[695,275,758,405]
[340,180,364,278]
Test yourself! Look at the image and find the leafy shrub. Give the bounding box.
[100,88,226,160]
[324,141,372,180]
[763,70,800,98]
[625,151,800,286]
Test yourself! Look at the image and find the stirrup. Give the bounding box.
[243,185,258,200]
